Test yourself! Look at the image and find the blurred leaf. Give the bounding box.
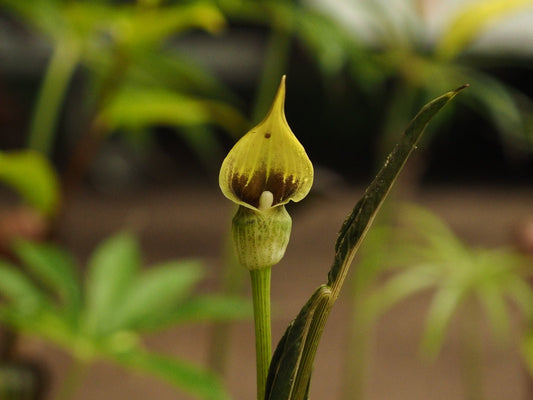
[366,204,533,360]
[107,260,204,332]
[0,259,47,316]
[468,72,522,128]
[13,240,81,321]
[100,87,247,134]
[128,51,237,101]
[396,204,469,262]
[294,9,356,76]
[505,276,533,321]
[0,150,60,217]
[2,0,65,40]
[523,332,533,376]
[475,249,532,340]
[465,71,532,150]
[179,125,225,170]
[122,3,225,46]
[145,295,252,330]
[113,350,230,400]
[351,225,395,292]
[84,232,140,335]
[421,285,465,357]
[436,0,533,60]
[362,264,437,322]
[476,279,511,341]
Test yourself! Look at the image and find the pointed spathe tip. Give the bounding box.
[260,75,287,125]
[273,75,287,110]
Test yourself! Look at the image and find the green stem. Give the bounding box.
[208,236,247,375]
[250,267,272,400]
[28,39,80,156]
[341,294,372,400]
[54,358,88,400]
[460,300,485,400]
[0,325,17,361]
[61,46,130,195]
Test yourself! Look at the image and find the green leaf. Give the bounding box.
[476,280,511,341]
[329,86,467,288]
[465,72,530,149]
[266,285,331,400]
[505,276,533,320]
[169,295,252,324]
[144,295,252,331]
[0,259,47,316]
[0,150,60,216]
[362,265,437,322]
[522,331,533,377]
[112,350,230,400]
[128,51,237,102]
[106,260,204,332]
[294,9,355,76]
[124,3,225,46]
[421,286,465,357]
[13,240,81,320]
[100,87,247,135]
[267,86,467,400]
[178,125,225,171]
[435,0,533,60]
[2,0,64,40]
[84,232,140,335]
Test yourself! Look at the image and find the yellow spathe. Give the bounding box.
[219,76,313,211]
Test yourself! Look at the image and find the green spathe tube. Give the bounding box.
[232,198,292,270]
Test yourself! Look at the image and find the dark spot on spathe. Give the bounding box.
[264,133,271,139]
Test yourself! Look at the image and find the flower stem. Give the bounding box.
[28,39,79,156]
[250,267,272,400]
[460,299,485,400]
[54,358,88,400]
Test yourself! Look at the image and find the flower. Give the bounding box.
[219,76,313,212]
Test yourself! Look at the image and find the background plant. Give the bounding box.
[0,232,251,400]
[343,204,533,400]
[0,0,248,222]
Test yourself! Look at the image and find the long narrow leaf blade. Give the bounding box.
[13,240,81,319]
[0,150,60,216]
[106,261,204,332]
[112,350,230,400]
[329,85,468,290]
[84,232,139,334]
[435,0,533,60]
[140,295,252,332]
[0,260,47,316]
[421,286,465,356]
[266,285,331,400]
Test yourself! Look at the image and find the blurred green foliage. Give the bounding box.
[0,150,60,217]
[2,0,533,215]
[2,0,246,154]
[365,205,532,353]
[0,232,251,400]
[344,204,533,399]
[0,0,250,218]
